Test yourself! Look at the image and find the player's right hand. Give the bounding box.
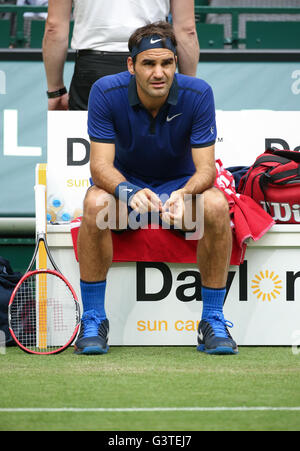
[129,188,162,214]
[48,93,69,110]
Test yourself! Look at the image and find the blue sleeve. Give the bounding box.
[190,85,217,148]
[87,82,116,143]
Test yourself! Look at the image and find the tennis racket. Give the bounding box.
[8,184,81,355]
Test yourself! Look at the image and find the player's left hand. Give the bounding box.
[129,188,162,215]
[161,189,185,229]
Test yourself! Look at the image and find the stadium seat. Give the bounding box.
[0,19,11,48]
[246,21,300,49]
[196,23,225,48]
[29,20,45,48]
[69,20,74,47]
[29,19,74,48]
[195,0,209,23]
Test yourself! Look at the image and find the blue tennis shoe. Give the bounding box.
[74,310,109,355]
[197,312,238,355]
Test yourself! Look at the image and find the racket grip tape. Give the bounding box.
[34,184,47,235]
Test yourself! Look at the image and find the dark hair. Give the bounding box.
[128,21,177,55]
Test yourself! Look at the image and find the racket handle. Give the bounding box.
[34,184,46,235]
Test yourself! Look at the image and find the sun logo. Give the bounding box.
[251,270,282,301]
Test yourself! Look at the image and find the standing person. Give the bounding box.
[42,0,200,111]
[74,21,238,356]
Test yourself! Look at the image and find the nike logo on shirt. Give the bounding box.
[166,113,183,122]
[122,188,133,193]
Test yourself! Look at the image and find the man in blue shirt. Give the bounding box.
[74,21,238,356]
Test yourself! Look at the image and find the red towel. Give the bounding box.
[70,160,275,266]
[214,160,275,264]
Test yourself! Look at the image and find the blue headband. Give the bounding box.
[130,35,177,59]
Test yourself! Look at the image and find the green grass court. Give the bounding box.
[1,346,300,431]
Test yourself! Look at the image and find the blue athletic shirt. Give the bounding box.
[88,71,217,186]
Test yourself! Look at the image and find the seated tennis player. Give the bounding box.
[74,21,238,356]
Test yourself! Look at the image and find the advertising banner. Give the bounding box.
[49,245,300,346]
[45,107,300,345]
[106,250,300,346]
[1,60,300,215]
[46,110,300,223]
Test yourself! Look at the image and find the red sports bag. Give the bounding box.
[238,148,300,224]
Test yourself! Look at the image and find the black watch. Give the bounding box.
[47,86,67,99]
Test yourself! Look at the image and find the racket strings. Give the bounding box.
[10,271,79,353]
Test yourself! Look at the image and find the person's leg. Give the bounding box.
[78,187,113,282]
[191,188,238,354]
[196,187,231,288]
[75,186,119,354]
[69,52,129,110]
[68,53,92,111]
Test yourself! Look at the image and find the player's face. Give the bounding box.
[128,48,177,103]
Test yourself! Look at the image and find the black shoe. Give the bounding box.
[74,310,109,355]
[197,312,238,355]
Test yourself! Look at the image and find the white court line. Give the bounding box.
[0,407,300,413]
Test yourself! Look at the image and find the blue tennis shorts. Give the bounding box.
[89,169,191,230]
